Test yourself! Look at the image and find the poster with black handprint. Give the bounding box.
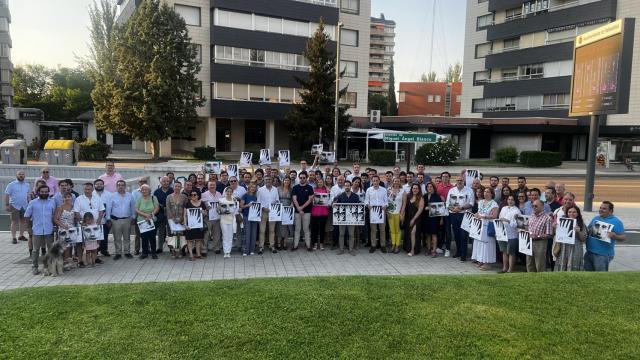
[269,203,282,222]
[248,202,262,222]
[332,204,366,226]
[518,230,532,256]
[239,152,253,167]
[370,205,385,224]
[259,149,272,166]
[493,219,508,242]
[555,217,576,244]
[461,211,474,232]
[187,208,203,229]
[278,150,290,167]
[227,164,238,178]
[465,169,481,187]
[281,206,294,225]
[469,217,483,241]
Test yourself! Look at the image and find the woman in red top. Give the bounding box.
[310,177,330,250]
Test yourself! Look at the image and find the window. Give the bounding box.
[229,11,252,29]
[341,0,359,14]
[245,120,265,147]
[339,92,357,107]
[543,60,572,77]
[503,37,519,50]
[249,85,265,101]
[505,7,522,22]
[0,69,10,83]
[295,89,306,104]
[456,95,461,103]
[175,4,201,26]
[435,95,441,103]
[427,95,434,103]
[475,42,492,58]
[399,92,406,102]
[216,83,233,99]
[477,14,494,29]
[473,70,490,85]
[523,0,549,15]
[269,17,283,33]
[265,86,279,102]
[255,15,269,32]
[546,28,575,44]
[0,18,8,32]
[196,81,202,99]
[280,88,295,103]
[194,44,202,63]
[0,43,10,58]
[233,83,249,100]
[543,93,569,108]
[472,99,485,112]
[341,60,357,77]
[341,29,358,46]
[519,63,544,79]
[283,19,298,36]
[502,67,518,80]
[632,146,640,153]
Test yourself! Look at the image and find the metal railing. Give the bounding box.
[291,0,337,7]
[214,58,310,72]
[491,0,583,26]
[487,45,520,55]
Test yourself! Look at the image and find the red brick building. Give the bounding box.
[398,82,462,116]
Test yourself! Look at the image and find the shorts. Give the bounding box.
[10,208,25,221]
[498,240,508,253]
[507,238,518,256]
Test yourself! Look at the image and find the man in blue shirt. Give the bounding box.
[24,185,56,275]
[4,170,31,244]
[585,201,626,272]
[522,188,551,215]
[106,180,136,260]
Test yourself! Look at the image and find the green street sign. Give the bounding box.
[383,133,437,143]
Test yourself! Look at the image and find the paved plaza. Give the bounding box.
[1,232,638,292]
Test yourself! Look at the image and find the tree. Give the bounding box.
[12,64,52,107]
[444,62,462,83]
[420,71,438,82]
[387,60,398,116]
[93,0,204,159]
[368,93,389,116]
[286,20,352,154]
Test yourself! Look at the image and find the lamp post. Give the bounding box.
[334,22,343,157]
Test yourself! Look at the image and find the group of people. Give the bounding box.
[5,159,626,275]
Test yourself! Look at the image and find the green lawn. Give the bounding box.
[1,273,639,359]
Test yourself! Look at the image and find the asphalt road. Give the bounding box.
[502,177,639,204]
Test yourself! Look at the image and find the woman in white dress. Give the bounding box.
[472,188,498,270]
[498,194,521,273]
[218,187,239,258]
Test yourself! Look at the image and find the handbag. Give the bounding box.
[487,220,496,237]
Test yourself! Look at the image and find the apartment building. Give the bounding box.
[115,0,370,156]
[461,0,640,161]
[398,82,462,116]
[0,0,12,107]
[369,13,395,96]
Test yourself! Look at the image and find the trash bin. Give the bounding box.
[44,140,79,165]
[0,139,28,164]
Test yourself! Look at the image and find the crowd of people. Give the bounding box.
[4,159,627,275]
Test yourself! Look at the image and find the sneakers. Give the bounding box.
[436,248,444,254]
[95,258,103,264]
[242,253,247,257]
[272,248,278,254]
[224,253,231,258]
[381,247,388,253]
[113,254,122,260]
[32,267,40,275]
[11,238,17,244]
[444,250,451,257]
[258,249,264,255]
[125,253,133,259]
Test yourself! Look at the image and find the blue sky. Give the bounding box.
[11,0,466,83]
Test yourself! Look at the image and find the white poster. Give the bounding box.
[321,151,336,164]
[137,219,156,234]
[461,211,474,232]
[239,152,253,167]
[187,208,203,229]
[281,206,295,225]
[592,220,614,243]
[269,203,282,222]
[370,205,385,224]
[465,169,481,187]
[208,201,219,221]
[493,219,508,242]
[428,202,449,217]
[518,230,533,256]
[248,202,262,222]
[227,164,238,178]
[469,217,483,241]
[311,144,323,155]
[448,194,466,208]
[81,224,104,241]
[259,149,272,166]
[58,226,82,244]
[333,203,366,226]
[278,150,290,167]
[516,214,530,229]
[168,219,186,233]
[313,192,330,206]
[204,161,222,174]
[555,217,576,245]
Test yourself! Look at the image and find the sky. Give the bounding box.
[11,0,466,83]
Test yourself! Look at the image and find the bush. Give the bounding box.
[495,147,519,163]
[193,146,216,160]
[519,151,562,167]
[79,139,112,161]
[369,149,396,166]
[415,139,460,166]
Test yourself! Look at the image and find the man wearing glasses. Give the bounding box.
[525,200,552,272]
[35,167,58,197]
[446,176,474,261]
[73,183,105,263]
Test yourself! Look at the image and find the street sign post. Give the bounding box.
[383,132,439,172]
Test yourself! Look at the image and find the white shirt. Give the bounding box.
[257,185,279,210]
[232,186,247,201]
[73,194,105,223]
[446,186,474,210]
[329,184,344,203]
[364,186,388,207]
[201,190,222,221]
[499,206,522,239]
[346,172,361,182]
[93,190,112,224]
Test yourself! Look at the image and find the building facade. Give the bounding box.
[0,0,13,107]
[398,82,462,117]
[461,0,640,161]
[369,13,395,96]
[116,0,371,156]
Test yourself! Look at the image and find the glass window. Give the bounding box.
[255,15,269,32]
[341,60,357,77]
[516,96,529,110]
[223,46,232,60]
[505,7,522,21]
[399,92,406,102]
[194,44,202,63]
[265,51,279,68]
[428,95,434,102]
[456,95,461,103]
[265,86,279,102]
[502,67,518,80]
[229,11,252,30]
[472,99,485,112]
[216,83,233,99]
[280,88,294,103]
[341,0,359,14]
[341,29,358,46]
[339,92,357,107]
[503,37,519,50]
[283,19,298,35]
[475,42,492,58]
[529,95,543,110]
[249,85,265,101]
[435,95,441,102]
[233,83,249,100]
[477,14,493,29]
[0,44,10,58]
[269,17,282,33]
[473,71,490,85]
[325,24,336,41]
[0,18,8,32]
[175,4,201,26]
[0,69,10,83]
[297,22,310,37]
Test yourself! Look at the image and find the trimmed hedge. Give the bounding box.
[519,151,562,167]
[495,147,519,163]
[79,139,111,161]
[415,139,460,166]
[194,146,216,160]
[369,149,396,166]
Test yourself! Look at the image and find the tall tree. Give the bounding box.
[387,60,398,116]
[444,62,463,83]
[368,93,389,116]
[93,0,204,159]
[286,20,351,153]
[420,71,438,82]
[12,64,52,107]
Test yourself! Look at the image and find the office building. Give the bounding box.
[0,0,12,107]
[115,0,370,156]
[369,13,395,96]
[460,0,640,161]
[398,82,462,116]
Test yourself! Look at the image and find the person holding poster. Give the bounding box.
[471,188,498,271]
[218,187,238,258]
[401,184,423,256]
[553,205,587,271]
[292,171,315,251]
[201,181,222,256]
[183,190,208,261]
[446,176,474,262]
[387,178,404,254]
[134,185,159,260]
[585,201,626,272]
[525,200,552,272]
[333,180,360,255]
[311,177,329,250]
[497,195,521,273]
[240,183,258,256]
[166,181,188,258]
[422,182,443,257]
[277,177,294,250]
[55,191,80,268]
[257,176,279,254]
[365,175,388,253]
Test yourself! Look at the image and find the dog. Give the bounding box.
[42,240,65,277]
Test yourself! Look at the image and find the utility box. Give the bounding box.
[44,140,79,165]
[0,139,28,164]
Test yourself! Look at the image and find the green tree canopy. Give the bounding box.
[444,62,463,83]
[387,60,398,116]
[368,93,389,116]
[420,71,438,82]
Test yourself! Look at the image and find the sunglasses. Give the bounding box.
[42,171,49,174]
[190,194,198,197]
[230,180,237,183]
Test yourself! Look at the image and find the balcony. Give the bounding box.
[370,48,385,55]
[483,75,571,98]
[291,0,337,7]
[485,41,573,68]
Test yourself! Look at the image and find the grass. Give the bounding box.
[1,273,639,359]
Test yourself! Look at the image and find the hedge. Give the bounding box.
[79,139,111,161]
[194,146,216,160]
[519,151,562,167]
[369,149,396,166]
[495,147,519,163]
[415,139,460,166]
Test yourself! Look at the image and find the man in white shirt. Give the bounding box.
[257,176,279,254]
[201,181,222,255]
[446,176,475,261]
[74,182,105,264]
[346,163,362,182]
[365,175,388,253]
[93,179,112,257]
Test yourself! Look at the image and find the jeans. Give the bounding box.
[243,218,258,254]
[311,215,328,246]
[584,251,613,272]
[294,212,311,248]
[141,228,157,255]
[450,213,467,258]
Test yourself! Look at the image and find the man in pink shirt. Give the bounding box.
[436,171,454,257]
[99,161,124,193]
[35,167,58,197]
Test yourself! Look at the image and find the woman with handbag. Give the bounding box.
[472,187,498,270]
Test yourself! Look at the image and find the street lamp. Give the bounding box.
[334,21,343,157]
